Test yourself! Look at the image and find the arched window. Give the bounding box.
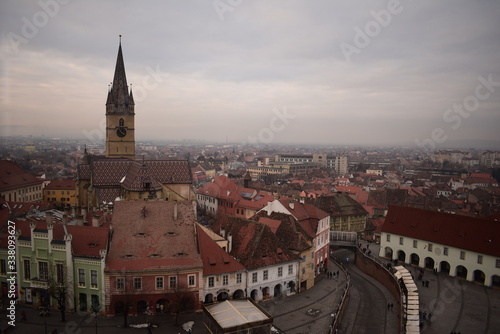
[119,118,125,127]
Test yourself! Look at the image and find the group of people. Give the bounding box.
[326,270,340,279]
[419,310,432,321]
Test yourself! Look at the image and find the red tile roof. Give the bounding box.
[44,179,76,190]
[105,201,203,272]
[81,158,192,187]
[382,205,500,257]
[197,175,238,198]
[196,224,246,275]
[258,217,282,233]
[213,215,299,270]
[66,225,109,258]
[254,211,313,253]
[120,163,163,191]
[0,160,44,192]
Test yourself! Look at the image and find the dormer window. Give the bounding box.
[122,254,136,259]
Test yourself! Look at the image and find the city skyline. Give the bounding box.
[1,1,500,149]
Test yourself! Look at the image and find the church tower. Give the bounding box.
[105,37,136,159]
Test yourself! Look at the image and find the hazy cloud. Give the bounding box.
[1,0,499,148]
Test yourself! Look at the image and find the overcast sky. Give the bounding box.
[1,0,499,149]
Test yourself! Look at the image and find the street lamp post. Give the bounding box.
[39,306,50,334]
[91,303,100,334]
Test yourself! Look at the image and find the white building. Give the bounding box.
[380,205,500,287]
[212,215,303,302]
[246,261,299,301]
[197,224,247,303]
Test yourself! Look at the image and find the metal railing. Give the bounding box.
[328,257,351,334]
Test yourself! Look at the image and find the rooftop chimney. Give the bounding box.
[76,215,84,226]
[227,233,232,253]
[62,213,68,224]
[92,215,99,227]
[46,211,54,225]
[173,201,178,221]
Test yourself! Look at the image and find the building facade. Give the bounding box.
[104,201,203,315]
[0,212,108,313]
[0,160,45,203]
[274,154,348,175]
[43,179,77,210]
[380,205,500,287]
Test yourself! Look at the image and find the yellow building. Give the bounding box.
[43,179,77,209]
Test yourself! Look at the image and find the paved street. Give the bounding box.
[261,259,348,334]
[333,248,399,334]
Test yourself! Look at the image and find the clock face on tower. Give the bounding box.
[116,127,127,138]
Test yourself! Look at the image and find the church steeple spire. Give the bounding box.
[105,36,136,159]
[107,35,134,112]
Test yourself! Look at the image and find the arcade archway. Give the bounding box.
[456,265,468,279]
[440,261,450,274]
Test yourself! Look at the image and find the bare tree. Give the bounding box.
[168,283,197,326]
[47,262,72,322]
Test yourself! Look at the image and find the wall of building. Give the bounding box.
[203,271,247,303]
[1,184,43,202]
[379,232,500,286]
[246,261,299,301]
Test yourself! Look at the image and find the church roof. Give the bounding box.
[120,163,163,191]
[89,158,192,187]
